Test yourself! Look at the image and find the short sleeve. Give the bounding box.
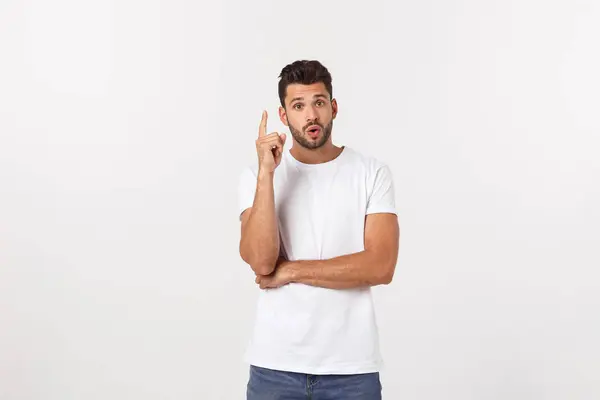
[366,164,397,215]
[238,166,257,220]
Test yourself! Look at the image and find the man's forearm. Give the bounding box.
[240,170,280,274]
[286,250,394,289]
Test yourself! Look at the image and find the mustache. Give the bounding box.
[303,121,324,131]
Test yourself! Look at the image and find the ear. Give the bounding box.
[279,106,289,126]
[331,98,338,119]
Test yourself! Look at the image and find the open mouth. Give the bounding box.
[306,125,321,138]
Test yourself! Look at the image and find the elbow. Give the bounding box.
[251,262,276,276]
[239,245,277,275]
[376,273,393,286]
[381,271,394,285]
[239,215,280,276]
[375,262,396,285]
[243,255,276,276]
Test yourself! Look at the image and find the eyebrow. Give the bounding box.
[289,94,329,103]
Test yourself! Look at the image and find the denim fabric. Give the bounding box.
[246,365,382,400]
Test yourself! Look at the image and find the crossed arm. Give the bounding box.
[241,209,400,290]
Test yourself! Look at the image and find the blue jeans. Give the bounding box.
[246,365,382,399]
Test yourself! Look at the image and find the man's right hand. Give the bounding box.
[255,110,286,173]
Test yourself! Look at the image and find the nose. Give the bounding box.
[306,108,319,124]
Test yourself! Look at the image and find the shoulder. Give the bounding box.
[343,147,391,175]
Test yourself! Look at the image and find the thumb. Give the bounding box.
[279,133,287,146]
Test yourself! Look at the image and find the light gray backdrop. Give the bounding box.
[1,0,598,399]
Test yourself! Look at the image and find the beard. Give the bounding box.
[288,119,333,150]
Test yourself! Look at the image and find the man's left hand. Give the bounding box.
[255,258,295,289]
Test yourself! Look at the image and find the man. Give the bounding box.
[238,60,400,399]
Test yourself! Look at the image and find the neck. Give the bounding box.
[289,140,344,164]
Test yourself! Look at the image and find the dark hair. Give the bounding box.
[278,60,333,107]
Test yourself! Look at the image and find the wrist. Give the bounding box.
[257,168,274,180]
[283,260,302,283]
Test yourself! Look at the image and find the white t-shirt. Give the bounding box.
[237,145,397,375]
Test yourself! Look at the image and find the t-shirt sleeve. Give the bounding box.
[238,166,257,220]
[366,164,397,215]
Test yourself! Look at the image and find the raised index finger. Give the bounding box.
[258,110,268,137]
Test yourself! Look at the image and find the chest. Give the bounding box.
[273,164,368,259]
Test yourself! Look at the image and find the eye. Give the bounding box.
[316,100,325,106]
[293,103,303,110]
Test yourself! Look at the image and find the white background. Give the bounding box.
[1,0,599,399]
